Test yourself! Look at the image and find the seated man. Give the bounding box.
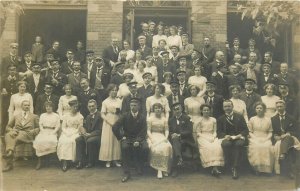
[75,99,102,169]
[112,98,148,183]
[168,102,195,177]
[217,100,248,179]
[2,100,39,172]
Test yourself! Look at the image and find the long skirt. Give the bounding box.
[148,132,173,172]
[197,133,224,168]
[33,130,58,157]
[57,133,79,161]
[99,113,121,161]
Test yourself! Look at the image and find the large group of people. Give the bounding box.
[1,21,299,184]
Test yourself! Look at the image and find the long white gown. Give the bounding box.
[57,95,77,120]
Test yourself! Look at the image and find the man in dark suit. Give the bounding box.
[276,63,299,96]
[201,37,216,65]
[217,100,248,179]
[26,63,45,106]
[18,51,34,80]
[31,36,44,63]
[177,55,194,80]
[1,43,21,81]
[208,51,225,79]
[271,100,299,177]
[110,62,125,86]
[176,70,190,99]
[2,100,39,172]
[77,78,100,118]
[170,45,180,69]
[227,64,245,88]
[137,72,153,99]
[264,51,281,74]
[227,37,246,64]
[112,98,148,182]
[137,35,152,59]
[203,81,224,119]
[82,50,95,81]
[75,99,102,169]
[151,47,163,68]
[67,61,88,96]
[122,81,144,114]
[45,59,68,96]
[41,52,54,77]
[46,40,63,61]
[211,62,229,99]
[35,83,59,116]
[103,38,119,66]
[239,79,262,119]
[61,49,75,75]
[278,83,299,122]
[168,103,195,177]
[244,39,262,64]
[257,63,277,95]
[157,51,176,83]
[167,81,185,116]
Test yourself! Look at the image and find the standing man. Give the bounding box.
[201,37,216,66]
[278,82,299,121]
[176,70,190,99]
[180,33,194,57]
[103,38,120,67]
[110,62,125,86]
[31,36,44,63]
[137,35,152,59]
[45,59,67,96]
[122,81,144,115]
[67,61,88,95]
[46,40,63,61]
[264,51,281,74]
[203,81,224,119]
[112,98,148,182]
[82,50,95,81]
[211,62,229,99]
[26,63,45,106]
[167,81,185,115]
[276,63,299,96]
[156,51,175,83]
[1,43,21,80]
[217,100,248,179]
[61,49,75,75]
[18,51,34,80]
[35,83,59,116]
[208,51,226,78]
[257,63,277,95]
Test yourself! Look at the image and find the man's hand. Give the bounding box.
[133,141,140,147]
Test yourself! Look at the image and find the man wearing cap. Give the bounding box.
[46,40,63,61]
[208,51,226,78]
[82,50,95,80]
[272,100,299,177]
[167,81,185,115]
[137,72,154,99]
[1,43,21,80]
[31,36,44,63]
[203,81,224,119]
[67,61,88,95]
[201,37,216,66]
[35,83,59,116]
[157,51,176,83]
[61,49,75,75]
[276,63,299,96]
[257,63,277,95]
[122,81,145,115]
[18,51,34,80]
[103,38,120,67]
[45,59,67,96]
[278,82,299,120]
[139,22,152,48]
[137,35,152,59]
[110,62,125,86]
[180,33,194,56]
[177,55,193,79]
[176,70,190,99]
[168,102,195,177]
[244,39,262,64]
[264,51,281,74]
[170,45,180,66]
[151,46,163,67]
[112,97,148,182]
[211,62,229,99]
[240,79,262,118]
[26,63,45,106]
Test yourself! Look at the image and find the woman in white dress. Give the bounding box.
[184,85,205,140]
[118,40,135,61]
[248,102,274,174]
[194,104,224,176]
[147,103,173,179]
[57,100,83,172]
[124,58,137,77]
[57,84,77,120]
[33,101,60,170]
[162,72,173,97]
[261,83,280,118]
[117,73,134,99]
[146,84,170,120]
[167,26,182,48]
[229,85,249,124]
[8,81,33,121]
[144,56,158,84]
[188,66,207,97]
[99,84,122,167]
[135,60,146,88]
[152,26,168,48]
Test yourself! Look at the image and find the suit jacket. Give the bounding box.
[103,45,119,63]
[45,71,68,96]
[1,55,21,80]
[138,46,152,60]
[90,64,112,90]
[67,72,88,94]
[168,114,195,145]
[217,112,249,138]
[61,60,75,75]
[157,61,176,83]
[211,73,229,99]
[83,111,102,137]
[46,48,63,60]
[18,62,34,73]
[271,113,299,140]
[1,75,19,96]
[269,60,281,74]
[26,74,45,97]
[121,94,145,115]
[227,74,245,88]
[201,45,216,65]
[110,73,124,86]
[207,60,224,79]
[31,43,44,62]
[137,84,153,99]
[244,48,262,64]
[77,88,100,118]
[112,112,147,142]
[276,73,299,95]
[167,93,185,115]
[178,82,190,99]
[239,90,262,118]
[203,93,224,119]
[35,93,59,115]
[257,73,277,95]
[280,94,300,121]
[227,47,246,62]
[152,56,163,68]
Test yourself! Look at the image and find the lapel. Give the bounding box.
[21,113,33,127]
[91,112,99,129]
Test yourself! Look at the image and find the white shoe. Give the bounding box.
[157,170,163,179]
[106,162,111,168]
[114,161,122,167]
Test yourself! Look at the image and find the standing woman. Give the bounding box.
[167,26,182,48]
[144,56,158,84]
[248,102,274,175]
[135,60,146,88]
[57,84,77,120]
[194,104,224,176]
[188,66,207,97]
[8,81,33,121]
[184,85,205,140]
[229,85,249,124]
[152,26,168,48]
[147,103,173,179]
[33,101,60,170]
[57,100,83,172]
[99,84,122,167]
[118,40,135,61]
[261,83,280,118]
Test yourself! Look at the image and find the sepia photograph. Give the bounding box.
[0,0,300,190]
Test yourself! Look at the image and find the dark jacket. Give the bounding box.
[203,93,224,119]
[239,90,262,119]
[271,113,299,141]
[35,93,59,115]
[90,64,112,90]
[102,45,119,64]
[83,111,102,137]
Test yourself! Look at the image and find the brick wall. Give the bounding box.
[292,24,300,70]
[0,11,18,57]
[191,1,227,53]
[86,0,123,56]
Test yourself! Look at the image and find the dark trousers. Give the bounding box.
[294,150,300,189]
[121,139,148,175]
[75,135,100,164]
[221,139,246,168]
[280,136,296,176]
[170,136,194,168]
[280,136,295,155]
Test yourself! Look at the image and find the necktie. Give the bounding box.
[173,95,177,103]
[208,96,213,105]
[280,115,285,132]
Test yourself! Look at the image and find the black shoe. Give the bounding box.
[121,174,130,183]
[232,168,239,179]
[62,161,68,172]
[171,169,178,177]
[85,163,94,168]
[76,162,83,169]
[2,165,13,172]
[211,167,221,177]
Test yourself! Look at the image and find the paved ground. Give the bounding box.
[0,158,295,191]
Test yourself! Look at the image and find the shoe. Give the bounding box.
[106,162,111,168]
[121,174,130,183]
[85,163,94,168]
[2,165,13,172]
[171,169,178,177]
[211,168,221,177]
[163,172,169,177]
[35,158,42,170]
[76,162,83,169]
[62,161,68,172]
[3,150,13,159]
[114,161,122,167]
[232,168,239,179]
[279,154,286,161]
[157,170,163,179]
[177,157,183,166]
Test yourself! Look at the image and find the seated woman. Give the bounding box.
[57,100,84,172]
[248,102,274,175]
[229,85,248,124]
[57,84,77,120]
[261,83,280,118]
[135,60,147,88]
[194,104,224,177]
[33,101,60,170]
[147,103,173,179]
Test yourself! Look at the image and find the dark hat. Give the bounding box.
[170,45,179,50]
[95,56,103,61]
[68,99,79,107]
[123,72,134,79]
[170,80,179,86]
[127,81,138,87]
[244,78,256,84]
[130,97,141,104]
[178,54,188,60]
[176,70,186,76]
[206,81,216,86]
[216,62,225,69]
[44,82,53,88]
[66,49,74,54]
[115,62,125,68]
[138,35,146,40]
[86,50,94,55]
[262,62,272,68]
[142,72,152,78]
[172,102,182,108]
[50,59,59,64]
[24,51,32,56]
[160,51,169,56]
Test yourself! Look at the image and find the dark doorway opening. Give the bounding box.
[19,9,87,60]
